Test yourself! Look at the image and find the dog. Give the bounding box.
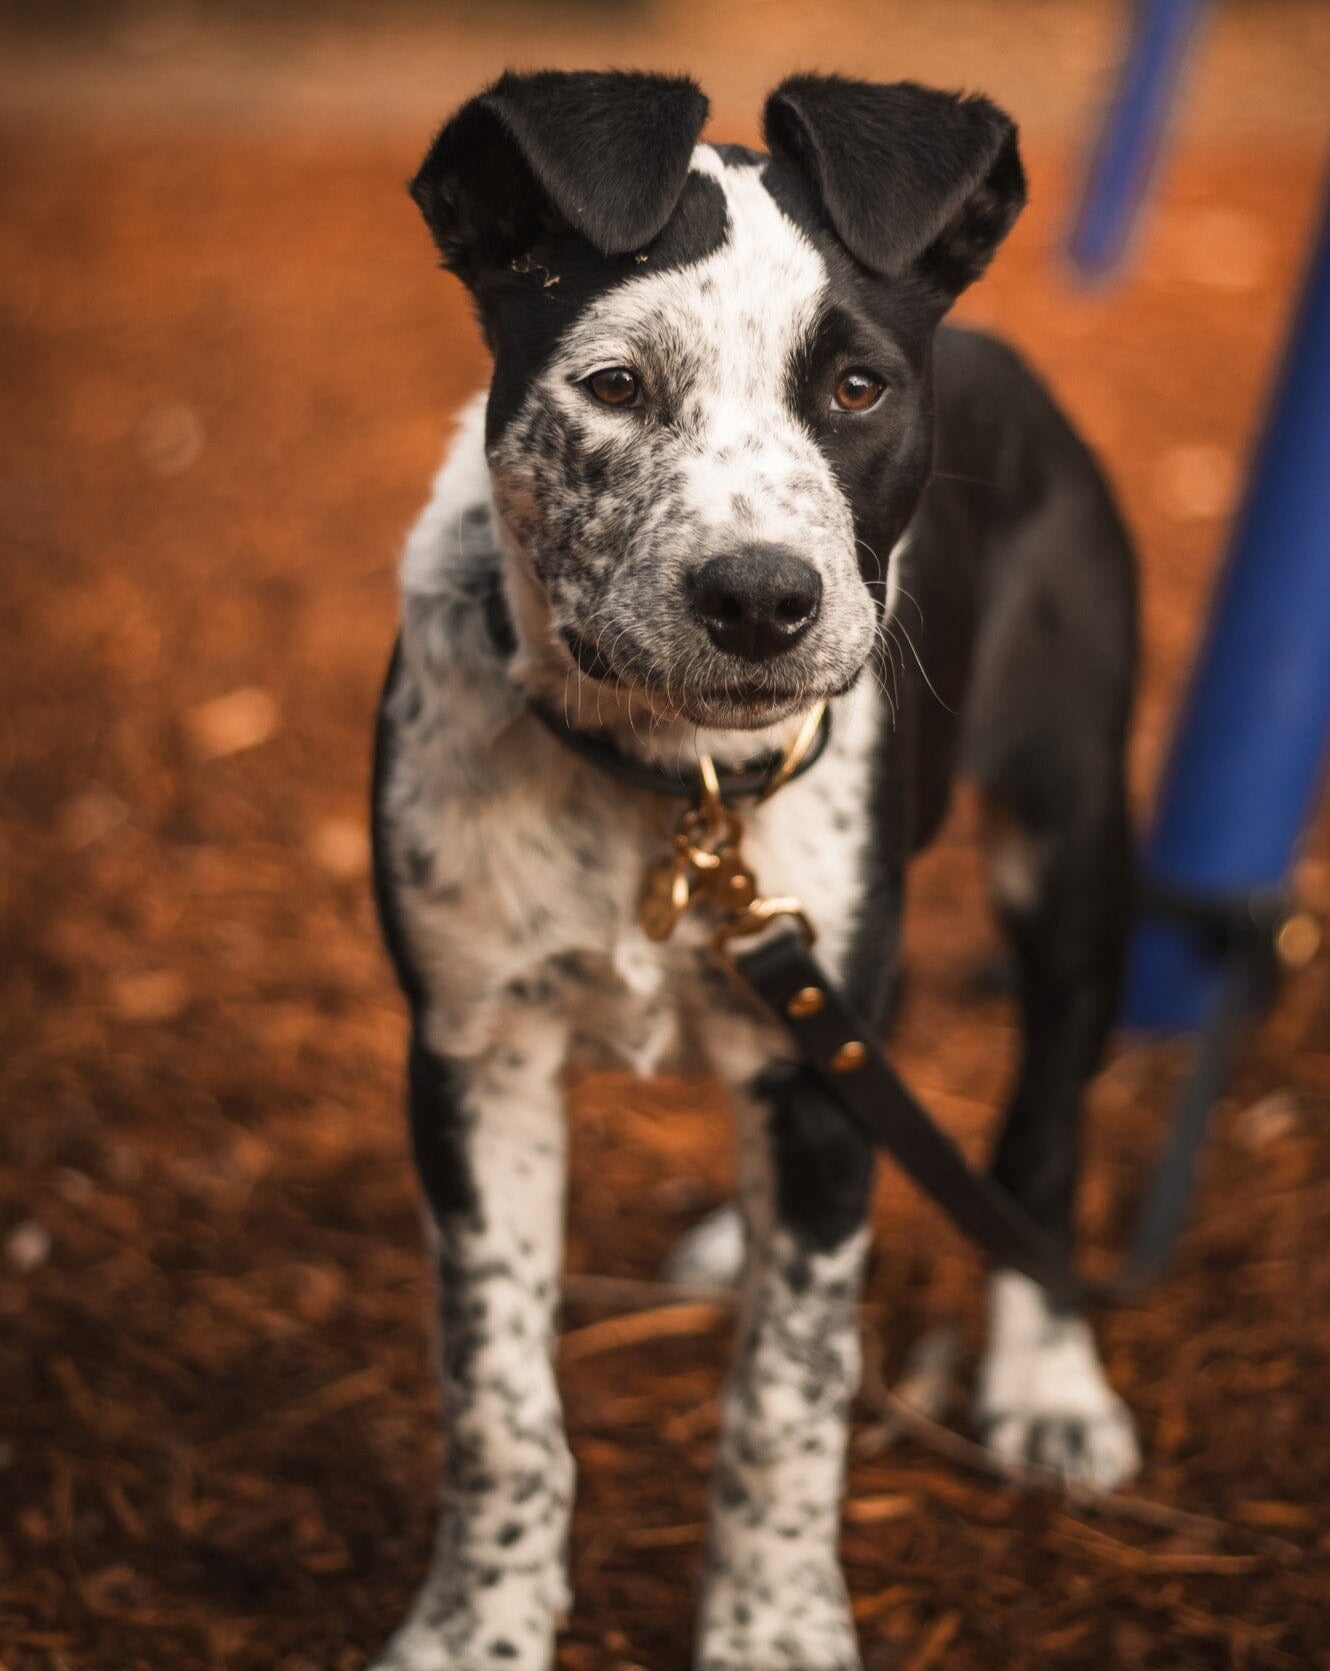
[369,69,1140,1671]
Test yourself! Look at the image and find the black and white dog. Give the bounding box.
[370,69,1139,1671]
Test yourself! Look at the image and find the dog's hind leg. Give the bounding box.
[953,449,1140,1491]
[973,780,1140,1490]
[967,650,1139,1487]
[372,1008,574,1671]
[696,1015,874,1671]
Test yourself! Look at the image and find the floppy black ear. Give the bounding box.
[763,75,1025,301]
[411,69,709,285]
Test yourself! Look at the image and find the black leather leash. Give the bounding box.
[727,920,1266,1310]
[531,696,1309,1309]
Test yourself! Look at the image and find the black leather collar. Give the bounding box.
[528,699,833,803]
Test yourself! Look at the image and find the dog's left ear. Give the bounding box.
[763,75,1025,303]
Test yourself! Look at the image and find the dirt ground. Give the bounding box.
[3,4,1330,1669]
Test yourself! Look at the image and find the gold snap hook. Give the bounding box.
[640,711,826,948]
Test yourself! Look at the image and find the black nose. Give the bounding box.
[692,546,822,661]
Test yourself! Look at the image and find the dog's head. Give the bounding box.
[412,71,1024,729]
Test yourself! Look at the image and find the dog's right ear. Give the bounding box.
[763,76,1025,304]
[410,69,710,286]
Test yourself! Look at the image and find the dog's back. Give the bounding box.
[897,323,1138,854]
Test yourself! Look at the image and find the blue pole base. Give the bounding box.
[1122,881,1296,1032]
[1123,914,1217,1033]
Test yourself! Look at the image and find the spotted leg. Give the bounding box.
[697,1044,874,1671]
[372,1012,574,1671]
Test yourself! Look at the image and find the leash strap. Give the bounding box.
[728,925,1267,1310]
[529,690,1305,1309]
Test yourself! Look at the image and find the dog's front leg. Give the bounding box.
[374,1011,573,1671]
[698,1041,873,1671]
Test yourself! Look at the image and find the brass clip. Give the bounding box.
[638,704,825,950]
[711,897,817,964]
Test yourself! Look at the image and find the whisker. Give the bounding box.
[930,468,997,488]
[886,615,953,714]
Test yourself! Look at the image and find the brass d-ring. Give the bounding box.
[760,699,828,803]
[696,751,724,828]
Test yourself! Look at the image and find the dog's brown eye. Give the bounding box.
[833,371,885,413]
[586,367,641,408]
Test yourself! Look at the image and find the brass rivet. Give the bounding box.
[1276,910,1321,972]
[786,985,825,1019]
[830,1040,867,1073]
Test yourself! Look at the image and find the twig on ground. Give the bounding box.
[855,1323,961,1456]
[559,1300,730,1363]
[898,1610,961,1671]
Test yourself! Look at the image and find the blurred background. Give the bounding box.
[2,3,1330,1668]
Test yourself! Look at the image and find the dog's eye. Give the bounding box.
[586,367,641,408]
[833,371,885,413]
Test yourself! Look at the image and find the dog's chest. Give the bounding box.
[384,686,882,1073]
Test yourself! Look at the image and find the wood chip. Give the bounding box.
[309,816,369,878]
[5,1219,52,1273]
[844,1493,916,1525]
[110,968,190,1022]
[186,686,279,759]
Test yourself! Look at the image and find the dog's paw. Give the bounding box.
[662,1202,744,1291]
[978,1396,1140,1491]
[367,1564,564,1671]
[369,1626,554,1671]
[976,1270,1140,1493]
[697,1555,860,1671]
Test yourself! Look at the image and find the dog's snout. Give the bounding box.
[692,546,822,661]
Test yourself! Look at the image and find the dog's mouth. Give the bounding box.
[563,628,854,727]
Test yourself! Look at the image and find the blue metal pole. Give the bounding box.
[1067,0,1208,280]
[1124,173,1330,1030]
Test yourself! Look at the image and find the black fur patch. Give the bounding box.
[408,1033,478,1224]
[481,168,730,443]
[411,69,709,280]
[755,1062,874,1252]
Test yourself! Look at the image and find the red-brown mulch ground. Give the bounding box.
[3,23,1330,1671]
